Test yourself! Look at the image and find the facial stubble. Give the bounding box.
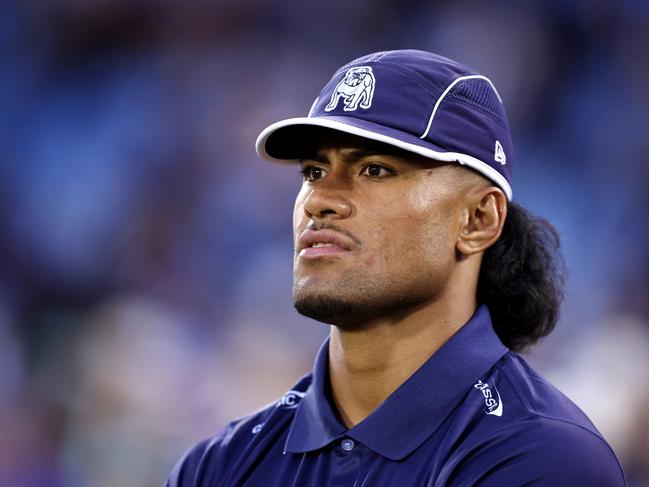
[292,262,439,330]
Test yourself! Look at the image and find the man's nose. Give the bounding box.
[302,181,353,220]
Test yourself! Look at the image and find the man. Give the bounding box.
[166,50,625,486]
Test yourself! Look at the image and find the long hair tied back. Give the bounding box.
[478,202,565,352]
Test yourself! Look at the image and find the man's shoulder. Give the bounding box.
[492,352,623,456]
[458,350,617,449]
[444,352,626,485]
[447,410,626,486]
[496,352,603,433]
[164,373,313,487]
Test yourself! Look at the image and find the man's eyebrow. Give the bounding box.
[304,148,394,165]
[300,153,330,164]
[343,149,392,161]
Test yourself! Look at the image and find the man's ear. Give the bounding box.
[456,187,507,256]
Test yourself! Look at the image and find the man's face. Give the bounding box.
[292,131,472,328]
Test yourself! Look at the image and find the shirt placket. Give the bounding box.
[328,437,362,486]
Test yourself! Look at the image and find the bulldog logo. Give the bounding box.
[325,66,375,112]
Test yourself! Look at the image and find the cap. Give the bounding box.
[255,49,514,200]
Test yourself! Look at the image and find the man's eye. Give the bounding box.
[361,164,393,178]
[300,166,326,181]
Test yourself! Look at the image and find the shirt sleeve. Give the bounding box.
[164,439,212,487]
[445,416,626,486]
[164,427,236,487]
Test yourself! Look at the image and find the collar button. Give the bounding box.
[341,438,355,452]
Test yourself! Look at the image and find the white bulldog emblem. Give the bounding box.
[325,66,375,112]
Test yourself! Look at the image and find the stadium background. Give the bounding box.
[1,1,648,485]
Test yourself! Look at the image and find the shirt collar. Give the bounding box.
[284,305,508,460]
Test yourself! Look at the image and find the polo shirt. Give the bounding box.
[165,305,626,486]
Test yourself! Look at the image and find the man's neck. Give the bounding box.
[327,295,477,428]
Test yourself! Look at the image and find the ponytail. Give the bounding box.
[478,202,565,352]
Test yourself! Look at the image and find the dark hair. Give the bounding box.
[478,202,565,352]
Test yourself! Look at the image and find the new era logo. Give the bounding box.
[494,140,506,165]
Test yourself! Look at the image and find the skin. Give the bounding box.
[292,130,507,428]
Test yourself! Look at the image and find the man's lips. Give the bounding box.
[296,228,357,258]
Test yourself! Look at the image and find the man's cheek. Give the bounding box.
[359,227,392,268]
[292,203,306,241]
[360,253,377,267]
[293,187,309,224]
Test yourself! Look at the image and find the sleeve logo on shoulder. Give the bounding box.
[474,380,503,417]
[276,390,306,409]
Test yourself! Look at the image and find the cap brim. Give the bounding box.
[255,116,512,200]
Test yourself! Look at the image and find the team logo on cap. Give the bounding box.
[325,66,375,112]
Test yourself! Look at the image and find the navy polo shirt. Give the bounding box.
[165,305,625,486]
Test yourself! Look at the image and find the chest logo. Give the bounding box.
[276,390,306,409]
[474,380,503,417]
[325,66,376,112]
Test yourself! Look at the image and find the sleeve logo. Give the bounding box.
[474,380,503,417]
[276,390,306,409]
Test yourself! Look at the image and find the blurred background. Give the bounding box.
[1,0,648,485]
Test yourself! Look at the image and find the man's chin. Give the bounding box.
[293,284,436,330]
[293,293,360,326]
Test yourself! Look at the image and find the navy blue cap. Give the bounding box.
[256,49,514,200]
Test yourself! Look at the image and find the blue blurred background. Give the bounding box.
[1,1,648,486]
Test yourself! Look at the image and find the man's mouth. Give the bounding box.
[300,244,347,258]
[296,228,357,259]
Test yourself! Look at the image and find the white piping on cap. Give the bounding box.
[307,97,319,117]
[419,75,502,140]
[255,116,512,200]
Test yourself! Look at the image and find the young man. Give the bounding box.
[166,50,625,486]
